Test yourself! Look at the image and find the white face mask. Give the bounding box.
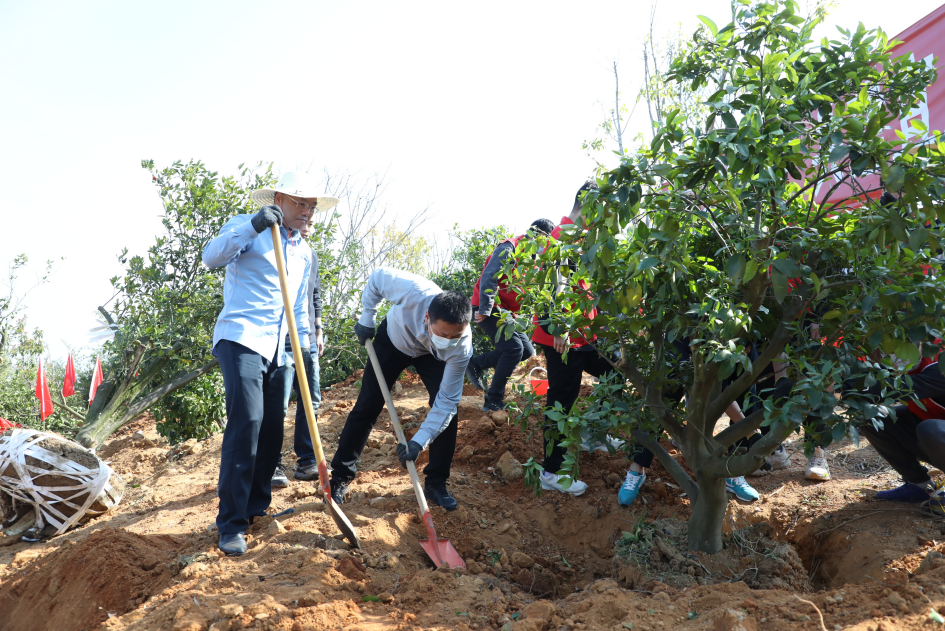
[427,320,463,350]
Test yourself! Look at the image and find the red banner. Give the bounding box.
[35,357,54,422]
[89,356,104,406]
[62,352,76,398]
[814,5,945,207]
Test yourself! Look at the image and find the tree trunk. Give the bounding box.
[75,359,218,449]
[687,474,728,553]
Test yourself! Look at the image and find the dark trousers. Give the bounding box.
[215,340,291,535]
[472,313,535,405]
[859,407,945,483]
[538,344,644,472]
[849,366,945,483]
[292,346,321,468]
[330,319,459,486]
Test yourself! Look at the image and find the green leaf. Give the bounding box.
[862,296,878,315]
[362,596,382,602]
[897,341,920,365]
[726,254,747,284]
[721,111,738,130]
[910,227,928,252]
[822,310,842,319]
[832,423,846,443]
[771,257,801,277]
[637,257,659,272]
[886,164,905,192]
[829,144,850,163]
[697,14,719,37]
[771,269,789,304]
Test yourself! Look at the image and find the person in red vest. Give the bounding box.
[466,218,556,412]
[848,342,945,506]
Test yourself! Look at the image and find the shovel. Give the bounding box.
[364,338,465,569]
[270,225,360,550]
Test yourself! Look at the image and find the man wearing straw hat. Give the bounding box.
[203,171,339,556]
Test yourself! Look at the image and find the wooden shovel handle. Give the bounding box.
[270,225,326,466]
[364,338,434,521]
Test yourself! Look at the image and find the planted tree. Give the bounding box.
[72,160,276,447]
[509,0,945,552]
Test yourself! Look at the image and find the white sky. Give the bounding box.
[1,0,941,360]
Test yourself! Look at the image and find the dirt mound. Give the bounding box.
[0,528,181,631]
[614,518,809,591]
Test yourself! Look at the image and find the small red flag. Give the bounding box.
[89,356,104,406]
[35,358,54,422]
[62,353,76,398]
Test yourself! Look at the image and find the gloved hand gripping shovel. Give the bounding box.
[271,226,360,549]
[364,338,465,569]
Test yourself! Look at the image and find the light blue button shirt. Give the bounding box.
[203,214,311,366]
[358,267,472,448]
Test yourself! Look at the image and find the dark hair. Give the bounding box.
[428,291,472,325]
[572,180,599,213]
[529,218,556,235]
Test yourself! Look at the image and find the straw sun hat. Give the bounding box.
[249,171,340,212]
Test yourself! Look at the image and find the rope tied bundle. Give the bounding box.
[0,428,124,536]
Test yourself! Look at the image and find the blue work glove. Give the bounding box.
[354,322,375,346]
[396,440,423,468]
[250,205,283,233]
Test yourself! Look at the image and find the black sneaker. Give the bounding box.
[482,400,506,413]
[219,532,247,556]
[466,362,486,391]
[272,464,289,488]
[295,462,320,481]
[424,482,458,511]
[330,478,351,504]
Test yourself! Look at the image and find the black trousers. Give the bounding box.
[215,340,291,535]
[859,407,945,483]
[330,319,459,485]
[472,313,535,405]
[850,366,945,483]
[539,344,642,472]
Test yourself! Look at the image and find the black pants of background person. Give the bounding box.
[330,319,459,486]
[291,347,320,469]
[847,366,945,483]
[859,407,945,483]
[538,344,658,472]
[470,313,535,406]
[215,340,291,535]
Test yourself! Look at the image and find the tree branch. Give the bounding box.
[631,429,698,500]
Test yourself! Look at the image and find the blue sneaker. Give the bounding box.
[726,476,759,502]
[618,470,646,506]
[876,480,931,503]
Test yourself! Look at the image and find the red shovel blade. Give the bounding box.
[418,510,465,569]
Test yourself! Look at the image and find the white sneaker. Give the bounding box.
[539,471,588,496]
[768,445,791,470]
[750,444,791,476]
[580,435,625,453]
[805,447,830,481]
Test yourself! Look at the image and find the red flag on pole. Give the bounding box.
[62,353,76,398]
[35,358,54,422]
[89,356,104,406]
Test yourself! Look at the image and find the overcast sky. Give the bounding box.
[0,0,940,360]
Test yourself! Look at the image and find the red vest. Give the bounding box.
[472,235,526,313]
[906,352,945,420]
[531,217,597,349]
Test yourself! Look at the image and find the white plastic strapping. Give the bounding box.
[0,428,122,535]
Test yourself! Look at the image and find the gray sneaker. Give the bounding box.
[294,462,320,481]
[272,464,289,488]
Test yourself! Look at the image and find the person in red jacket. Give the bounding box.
[846,344,945,507]
[466,218,556,412]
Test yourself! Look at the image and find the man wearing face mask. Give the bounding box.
[329,267,473,511]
